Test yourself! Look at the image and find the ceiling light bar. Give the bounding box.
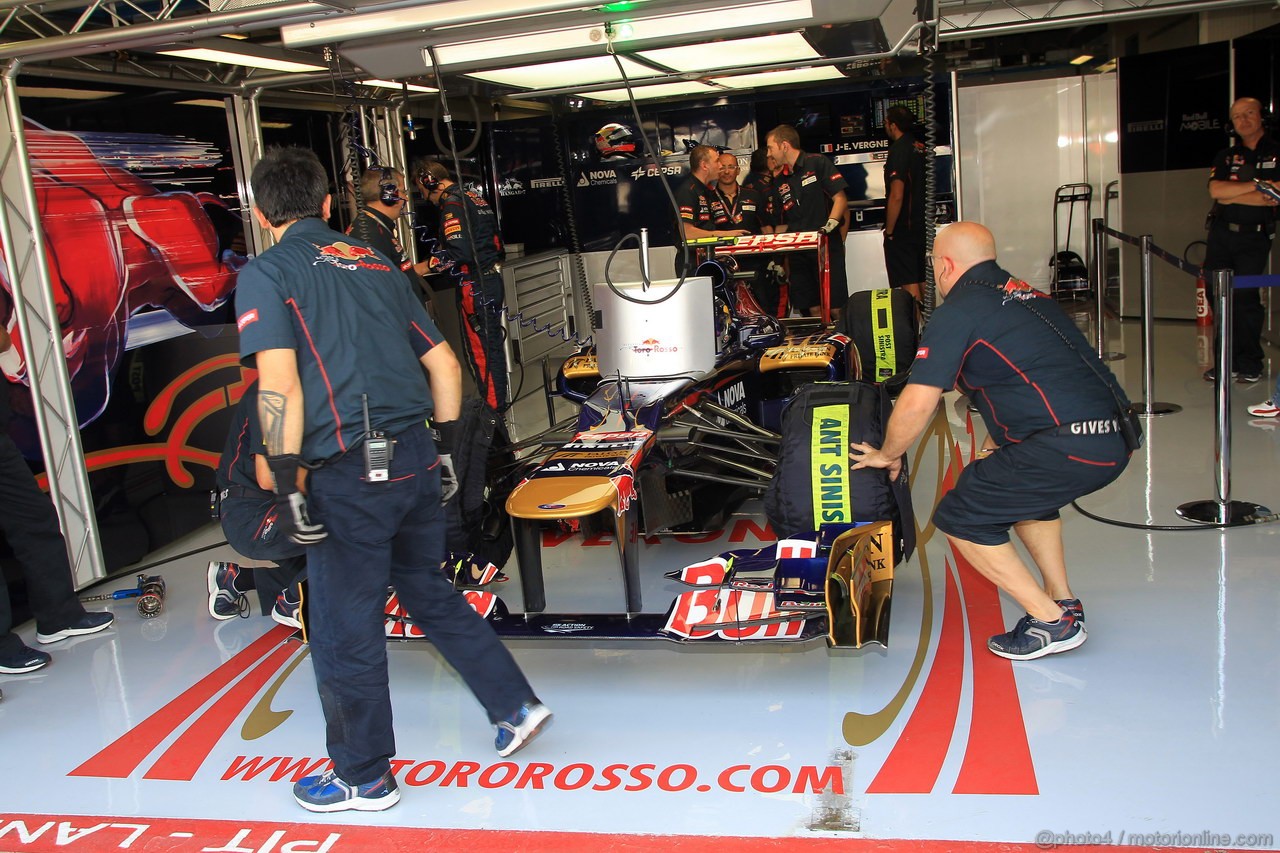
[425,0,812,70]
[360,78,438,93]
[637,32,817,73]
[158,46,326,73]
[712,66,844,89]
[582,81,720,101]
[465,55,658,90]
[283,0,654,49]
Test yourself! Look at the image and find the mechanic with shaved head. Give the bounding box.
[851,222,1133,661]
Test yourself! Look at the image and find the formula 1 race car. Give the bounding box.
[497,239,899,643]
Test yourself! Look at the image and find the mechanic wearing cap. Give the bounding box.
[412,159,509,411]
[766,124,848,320]
[1203,96,1279,386]
[346,167,429,298]
[674,144,747,275]
[236,146,549,814]
[851,222,1132,661]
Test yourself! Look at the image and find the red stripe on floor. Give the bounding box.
[950,544,1038,795]
[143,640,302,781]
[865,558,964,794]
[4,815,1256,853]
[68,626,296,779]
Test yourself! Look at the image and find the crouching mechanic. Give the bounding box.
[207,379,306,629]
[850,222,1133,660]
[236,147,550,814]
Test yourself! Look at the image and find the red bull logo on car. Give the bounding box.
[611,465,638,515]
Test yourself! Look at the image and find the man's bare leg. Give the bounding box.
[1013,518,1072,602]
[945,533,1063,622]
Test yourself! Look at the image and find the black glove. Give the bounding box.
[820,218,840,235]
[266,454,327,545]
[433,419,461,504]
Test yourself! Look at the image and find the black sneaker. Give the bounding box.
[1236,371,1262,385]
[36,611,114,645]
[1203,367,1240,382]
[988,612,1086,660]
[1056,598,1084,624]
[208,561,249,621]
[0,642,51,674]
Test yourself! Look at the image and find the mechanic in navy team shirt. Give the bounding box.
[673,144,747,275]
[766,124,848,320]
[412,159,509,411]
[235,147,550,814]
[850,222,1132,661]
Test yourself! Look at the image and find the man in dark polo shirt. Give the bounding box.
[236,147,549,814]
[346,166,429,297]
[851,222,1132,661]
[412,159,509,411]
[766,124,848,319]
[673,144,746,275]
[883,105,927,302]
[1204,96,1279,386]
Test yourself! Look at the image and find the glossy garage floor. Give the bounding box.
[1,316,1278,853]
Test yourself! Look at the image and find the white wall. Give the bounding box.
[958,76,1119,291]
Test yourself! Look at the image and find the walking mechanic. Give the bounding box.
[235,147,550,814]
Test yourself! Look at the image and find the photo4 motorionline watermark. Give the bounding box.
[1035,830,1274,849]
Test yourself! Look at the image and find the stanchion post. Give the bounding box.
[1213,267,1232,511]
[1136,234,1180,417]
[1092,218,1105,357]
[1177,267,1271,525]
[1092,218,1123,362]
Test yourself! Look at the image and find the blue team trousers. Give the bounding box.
[303,421,535,785]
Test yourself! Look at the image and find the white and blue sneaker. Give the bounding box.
[988,611,1086,661]
[495,701,553,757]
[208,561,248,621]
[293,769,399,813]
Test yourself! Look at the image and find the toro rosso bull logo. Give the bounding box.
[314,241,391,272]
[999,277,1044,305]
[611,465,638,515]
[631,338,679,356]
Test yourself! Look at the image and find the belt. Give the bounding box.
[1224,221,1269,233]
[219,484,266,501]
